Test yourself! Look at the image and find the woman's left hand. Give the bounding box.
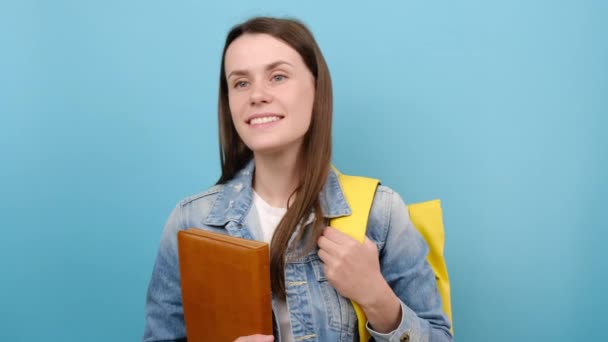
[317,226,386,307]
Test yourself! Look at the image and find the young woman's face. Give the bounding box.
[224,33,315,156]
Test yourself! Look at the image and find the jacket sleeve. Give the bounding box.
[143,204,188,342]
[366,189,453,342]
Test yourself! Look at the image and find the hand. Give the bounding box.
[234,335,274,342]
[316,226,386,307]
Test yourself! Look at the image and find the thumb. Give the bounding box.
[364,236,378,250]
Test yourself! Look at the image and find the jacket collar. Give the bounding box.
[204,159,351,226]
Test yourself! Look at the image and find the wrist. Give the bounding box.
[359,276,397,313]
[360,279,401,333]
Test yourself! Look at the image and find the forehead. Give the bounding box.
[224,33,303,72]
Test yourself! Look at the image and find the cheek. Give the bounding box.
[295,84,315,122]
[228,92,246,118]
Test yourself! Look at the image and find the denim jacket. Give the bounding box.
[143,160,453,342]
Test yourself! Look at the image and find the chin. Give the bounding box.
[249,145,285,155]
[247,140,303,157]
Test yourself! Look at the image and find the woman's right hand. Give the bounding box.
[234,334,274,342]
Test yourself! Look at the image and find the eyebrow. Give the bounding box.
[227,60,294,79]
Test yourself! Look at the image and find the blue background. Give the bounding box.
[1,0,606,340]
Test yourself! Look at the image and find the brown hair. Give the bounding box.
[216,17,333,299]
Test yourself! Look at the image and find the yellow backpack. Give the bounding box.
[329,170,453,341]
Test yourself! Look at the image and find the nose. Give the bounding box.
[249,81,273,106]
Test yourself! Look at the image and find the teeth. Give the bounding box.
[250,116,281,125]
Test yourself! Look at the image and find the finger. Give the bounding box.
[317,235,341,257]
[363,236,378,251]
[317,247,336,266]
[323,226,359,244]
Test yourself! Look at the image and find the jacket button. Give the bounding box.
[399,332,410,342]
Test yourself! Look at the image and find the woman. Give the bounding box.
[143,17,452,342]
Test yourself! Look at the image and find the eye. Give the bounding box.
[272,74,287,82]
[234,80,249,89]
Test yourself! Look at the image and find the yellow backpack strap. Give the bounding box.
[331,168,454,338]
[407,200,453,329]
[330,171,379,243]
[329,167,378,342]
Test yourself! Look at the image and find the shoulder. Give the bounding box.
[375,184,396,196]
[370,183,404,215]
[168,184,225,228]
[177,184,224,208]
[369,184,400,221]
[366,184,410,247]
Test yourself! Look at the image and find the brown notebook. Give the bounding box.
[177,228,273,342]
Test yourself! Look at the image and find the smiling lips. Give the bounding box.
[247,114,284,126]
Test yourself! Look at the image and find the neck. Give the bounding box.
[253,150,301,208]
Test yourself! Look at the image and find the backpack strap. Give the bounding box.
[329,166,379,342]
[330,167,379,243]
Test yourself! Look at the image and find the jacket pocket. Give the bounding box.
[311,258,356,338]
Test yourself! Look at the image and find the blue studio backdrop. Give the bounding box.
[1,1,606,341]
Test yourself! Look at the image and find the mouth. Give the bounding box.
[247,114,285,126]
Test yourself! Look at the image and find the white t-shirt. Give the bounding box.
[252,191,294,342]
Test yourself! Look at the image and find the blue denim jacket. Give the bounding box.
[143,161,453,342]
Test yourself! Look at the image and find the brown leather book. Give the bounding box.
[177,228,273,342]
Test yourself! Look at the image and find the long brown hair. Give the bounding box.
[216,17,333,299]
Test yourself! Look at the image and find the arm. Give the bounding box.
[143,204,188,342]
[317,188,452,342]
[366,190,452,342]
